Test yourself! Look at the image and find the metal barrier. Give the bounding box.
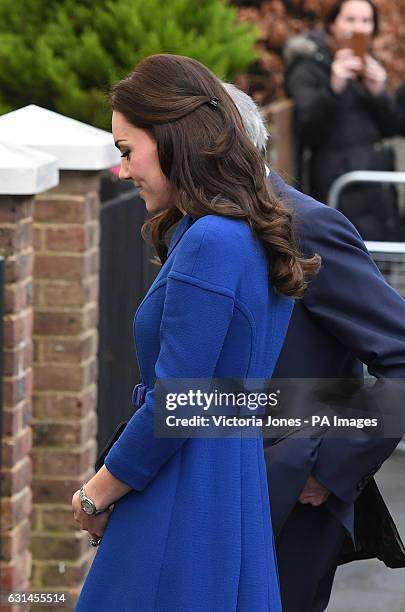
[328,170,405,209]
[365,241,405,298]
[327,170,405,298]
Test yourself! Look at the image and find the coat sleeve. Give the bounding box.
[299,203,405,502]
[361,90,404,138]
[395,83,405,135]
[104,220,237,491]
[286,60,340,146]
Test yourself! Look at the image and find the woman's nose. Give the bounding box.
[354,21,372,34]
[119,163,131,181]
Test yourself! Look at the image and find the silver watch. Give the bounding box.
[79,485,105,516]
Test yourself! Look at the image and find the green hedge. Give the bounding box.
[0,0,258,128]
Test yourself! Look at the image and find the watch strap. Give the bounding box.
[79,485,106,516]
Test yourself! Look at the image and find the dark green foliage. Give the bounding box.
[0,0,258,128]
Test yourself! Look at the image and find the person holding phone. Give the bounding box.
[284,0,404,241]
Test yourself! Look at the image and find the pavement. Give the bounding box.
[328,449,405,611]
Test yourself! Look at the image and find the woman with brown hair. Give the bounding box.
[72,53,319,611]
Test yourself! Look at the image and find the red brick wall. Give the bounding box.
[30,171,101,606]
[0,195,34,602]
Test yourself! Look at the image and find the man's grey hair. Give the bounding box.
[222,82,269,155]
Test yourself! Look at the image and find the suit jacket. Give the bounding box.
[265,170,405,561]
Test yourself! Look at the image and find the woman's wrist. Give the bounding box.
[330,74,345,95]
[83,465,132,510]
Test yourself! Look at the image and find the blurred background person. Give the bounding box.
[284,0,404,241]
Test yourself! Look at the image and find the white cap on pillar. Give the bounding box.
[0,105,120,170]
[0,141,59,195]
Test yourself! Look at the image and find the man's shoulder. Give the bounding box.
[271,174,359,241]
[289,190,350,228]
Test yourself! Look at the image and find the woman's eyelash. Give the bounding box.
[120,149,131,158]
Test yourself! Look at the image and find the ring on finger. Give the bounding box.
[89,536,102,547]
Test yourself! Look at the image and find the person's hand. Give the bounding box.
[330,48,363,95]
[72,489,114,543]
[362,54,387,96]
[298,475,331,506]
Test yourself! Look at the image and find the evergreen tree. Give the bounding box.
[0,0,258,128]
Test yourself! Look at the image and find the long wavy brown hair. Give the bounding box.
[111,54,320,297]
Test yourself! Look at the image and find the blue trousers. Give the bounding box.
[276,502,348,611]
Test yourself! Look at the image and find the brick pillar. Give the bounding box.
[31,171,100,604]
[0,195,34,602]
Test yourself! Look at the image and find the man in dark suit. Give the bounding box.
[224,83,405,611]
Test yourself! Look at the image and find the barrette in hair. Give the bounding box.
[208,97,219,108]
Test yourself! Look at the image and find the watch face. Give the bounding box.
[82,499,94,515]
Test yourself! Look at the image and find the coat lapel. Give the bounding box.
[167,214,194,257]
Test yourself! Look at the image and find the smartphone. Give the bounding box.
[342,32,370,60]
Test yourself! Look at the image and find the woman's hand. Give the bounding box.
[362,54,387,96]
[71,466,132,543]
[72,489,114,542]
[330,48,363,95]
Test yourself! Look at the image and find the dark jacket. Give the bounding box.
[284,31,403,241]
[266,169,405,568]
[395,83,405,135]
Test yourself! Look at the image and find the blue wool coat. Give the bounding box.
[76,214,293,612]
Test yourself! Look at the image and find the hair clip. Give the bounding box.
[208,97,219,108]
